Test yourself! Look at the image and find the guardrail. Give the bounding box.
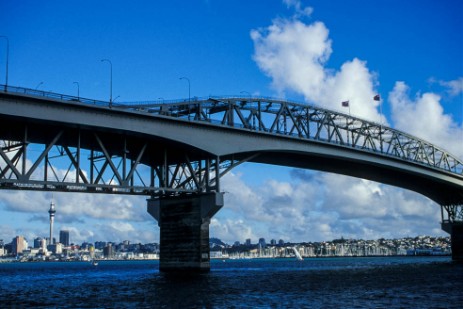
[0,84,110,107]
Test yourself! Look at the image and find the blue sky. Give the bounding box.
[0,0,462,245]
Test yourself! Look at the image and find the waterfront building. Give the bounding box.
[47,243,63,255]
[270,239,276,246]
[12,236,27,255]
[258,238,266,249]
[59,230,70,246]
[45,237,56,245]
[278,239,285,246]
[33,237,42,249]
[104,244,114,258]
[94,241,107,250]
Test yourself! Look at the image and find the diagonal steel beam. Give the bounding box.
[94,133,123,185]
[25,130,64,179]
[0,146,23,180]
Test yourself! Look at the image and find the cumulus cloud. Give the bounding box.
[436,77,463,97]
[215,169,444,244]
[241,2,461,245]
[389,81,463,157]
[283,0,313,17]
[251,12,384,122]
[0,190,148,221]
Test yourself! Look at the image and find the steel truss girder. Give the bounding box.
[0,129,249,196]
[117,97,463,176]
[441,204,463,223]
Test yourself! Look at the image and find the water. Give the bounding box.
[1,256,462,308]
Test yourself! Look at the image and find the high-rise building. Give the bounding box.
[34,237,43,249]
[258,238,266,249]
[245,238,251,246]
[48,200,56,245]
[60,230,70,246]
[12,236,27,255]
[103,244,114,258]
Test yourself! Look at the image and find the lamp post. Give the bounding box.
[73,81,80,99]
[179,77,190,102]
[0,36,9,91]
[101,59,113,107]
[179,77,191,120]
[35,81,43,90]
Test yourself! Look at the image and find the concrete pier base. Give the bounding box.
[442,222,463,261]
[147,192,223,273]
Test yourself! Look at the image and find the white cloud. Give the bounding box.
[389,81,463,158]
[438,77,463,97]
[283,0,313,17]
[215,169,445,244]
[210,218,257,244]
[251,15,384,122]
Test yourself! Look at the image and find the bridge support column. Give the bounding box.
[443,222,463,261]
[441,205,463,261]
[147,192,224,273]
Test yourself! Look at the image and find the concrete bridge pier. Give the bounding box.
[441,205,463,261]
[147,192,224,273]
[451,224,463,261]
[442,222,463,261]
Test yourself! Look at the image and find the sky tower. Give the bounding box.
[48,200,56,245]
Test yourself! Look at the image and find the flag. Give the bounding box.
[342,100,349,107]
[374,94,380,101]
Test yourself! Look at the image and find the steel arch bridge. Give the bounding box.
[0,85,462,225]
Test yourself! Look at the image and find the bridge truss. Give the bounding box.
[0,86,462,222]
[117,96,463,177]
[0,133,249,197]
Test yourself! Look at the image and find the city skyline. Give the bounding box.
[0,0,462,245]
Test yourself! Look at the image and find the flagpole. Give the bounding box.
[374,94,383,153]
[348,104,351,146]
[342,100,351,145]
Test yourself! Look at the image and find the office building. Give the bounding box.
[60,230,70,246]
[12,236,27,255]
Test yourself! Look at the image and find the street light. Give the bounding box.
[0,36,9,91]
[179,77,190,102]
[35,81,43,90]
[101,59,113,106]
[73,81,80,99]
[179,77,191,120]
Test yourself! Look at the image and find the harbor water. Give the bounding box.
[0,256,462,308]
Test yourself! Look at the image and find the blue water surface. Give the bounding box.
[0,256,462,308]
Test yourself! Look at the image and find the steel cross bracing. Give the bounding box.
[116,96,463,176]
[0,132,247,196]
[441,204,463,224]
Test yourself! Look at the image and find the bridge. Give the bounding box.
[1,85,462,271]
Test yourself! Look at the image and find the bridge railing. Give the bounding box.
[0,84,110,107]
